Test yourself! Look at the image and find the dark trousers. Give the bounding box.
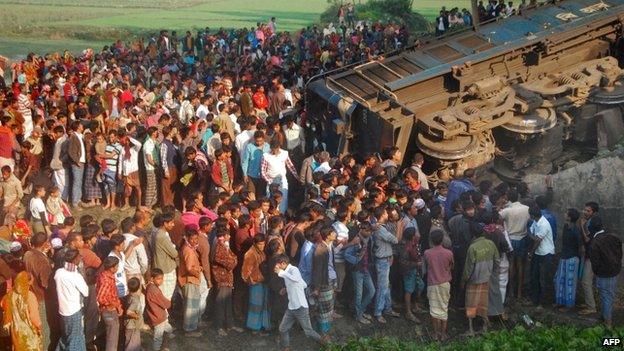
[215,286,234,329]
[249,176,267,199]
[530,254,553,305]
[102,310,119,351]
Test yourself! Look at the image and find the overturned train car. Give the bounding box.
[306,0,624,181]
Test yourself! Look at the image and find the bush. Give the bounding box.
[319,0,432,33]
[326,325,624,351]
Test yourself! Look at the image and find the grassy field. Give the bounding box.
[0,0,470,58]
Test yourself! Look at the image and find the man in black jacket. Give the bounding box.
[590,227,622,329]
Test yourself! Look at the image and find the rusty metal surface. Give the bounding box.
[306,0,624,179]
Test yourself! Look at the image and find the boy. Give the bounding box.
[424,229,454,341]
[146,268,174,351]
[399,227,424,322]
[96,256,123,351]
[274,254,326,350]
[124,277,143,351]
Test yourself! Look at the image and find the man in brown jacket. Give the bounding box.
[67,120,86,208]
[197,217,213,323]
[211,228,242,336]
[178,227,202,337]
[242,234,270,332]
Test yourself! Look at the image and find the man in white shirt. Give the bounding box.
[528,206,554,308]
[195,96,210,120]
[275,255,325,348]
[121,218,149,282]
[142,127,159,208]
[282,115,304,164]
[54,249,89,351]
[499,188,530,301]
[260,139,300,213]
[118,135,142,209]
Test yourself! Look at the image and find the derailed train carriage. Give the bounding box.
[306,0,624,182]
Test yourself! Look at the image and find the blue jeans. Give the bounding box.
[530,254,553,305]
[374,258,392,316]
[596,276,617,320]
[59,310,86,351]
[71,163,84,207]
[353,270,375,320]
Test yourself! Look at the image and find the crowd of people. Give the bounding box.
[0,8,621,351]
[435,0,537,37]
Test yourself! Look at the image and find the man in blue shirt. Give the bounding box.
[445,168,477,219]
[241,131,270,198]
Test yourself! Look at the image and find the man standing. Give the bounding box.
[153,213,179,300]
[103,129,122,210]
[579,201,600,315]
[50,125,68,201]
[196,217,213,323]
[528,206,554,309]
[143,127,160,208]
[178,228,203,337]
[23,232,53,349]
[590,227,622,329]
[0,165,23,225]
[67,120,86,209]
[372,206,400,323]
[261,139,299,213]
[54,249,89,351]
[344,222,376,324]
[409,153,429,190]
[444,168,477,218]
[462,223,499,335]
[311,227,336,334]
[499,188,530,302]
[242,131,270,199]
[159,126,178,206]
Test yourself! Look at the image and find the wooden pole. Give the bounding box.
[472,0,480,29]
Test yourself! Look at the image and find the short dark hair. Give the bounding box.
[103,256,120,269]
[110,234,125,247]
[30,232,48,247]
[151,268,164,279]
[127,277,141,293]
[566,208,580,223]
[430,229,444,246]
[585,201,599,213]
[274,254,290,265]
[64,249,80,263]
[101,218,117,235]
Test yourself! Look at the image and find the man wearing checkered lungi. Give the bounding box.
[143,127,159,208]
[153,213,178,301]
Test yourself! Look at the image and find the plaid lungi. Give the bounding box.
[311,287,333,333]
[465,282,489,318]
[83,164,102,201]
[246,284,271,331]
[144,170,157,207]
[182,283,201,332]
[160,270,176,301]
[427,282,450,321]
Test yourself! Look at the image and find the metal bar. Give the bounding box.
[326,77,372,109]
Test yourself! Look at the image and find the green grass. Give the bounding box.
[0,0,470,58]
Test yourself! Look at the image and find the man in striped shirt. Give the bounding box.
[103,130,123,210]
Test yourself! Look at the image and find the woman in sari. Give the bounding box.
[1,271,42,351]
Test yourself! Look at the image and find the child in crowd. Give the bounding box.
[124,277,144,351]
[94,132,108,183]
[29,185,50,235]
[146,268,174,351]
[46,186,70,227]
[400,227,424,322]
